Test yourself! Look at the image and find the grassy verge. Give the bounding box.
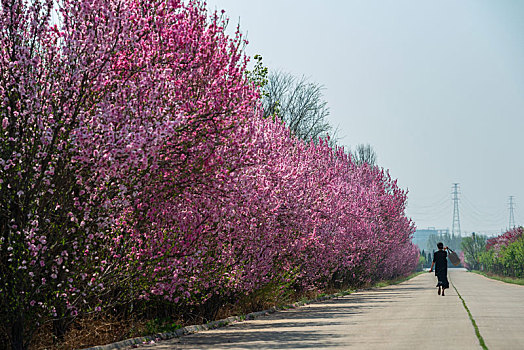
[469,270,524,286]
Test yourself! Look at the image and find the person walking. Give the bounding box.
[429,242,449,296]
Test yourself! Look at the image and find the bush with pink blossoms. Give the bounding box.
[1,0,256,347]
[486,226,523,252]
[115,111,418,316]
[0,0,418,348]
[0,0,133,346]
[477,227,524,278]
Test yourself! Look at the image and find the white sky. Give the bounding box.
[205,0,524,236]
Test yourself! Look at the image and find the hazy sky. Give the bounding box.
[205,0,524,236]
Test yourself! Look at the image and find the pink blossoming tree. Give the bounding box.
[0,0,418,348]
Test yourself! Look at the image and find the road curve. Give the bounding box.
[130,269,524,349]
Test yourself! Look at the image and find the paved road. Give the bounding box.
[132,269,524,349]
[450,270,524,350]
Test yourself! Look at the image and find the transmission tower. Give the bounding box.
[509,196,516,229]
[451,183,461,237]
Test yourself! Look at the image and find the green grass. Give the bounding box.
[451,282,488,350]
[469,270,524,286]
[144,318,183,334]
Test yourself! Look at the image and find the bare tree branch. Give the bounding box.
[262,71,335,143]
[351,144,377,166]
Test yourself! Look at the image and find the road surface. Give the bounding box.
[130,269,524,349]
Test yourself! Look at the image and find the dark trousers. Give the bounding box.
[435,270,449,289]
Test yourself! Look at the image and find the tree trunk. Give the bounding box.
[10,315,25,350]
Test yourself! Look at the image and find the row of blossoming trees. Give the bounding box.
[461,227,524,278]
[0,0,418,348]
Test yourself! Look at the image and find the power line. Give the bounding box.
[459,200,506,224]
[408,202,452,215]
[408,194,452,210]
[460,192,506,219]
[453,190,507,231]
